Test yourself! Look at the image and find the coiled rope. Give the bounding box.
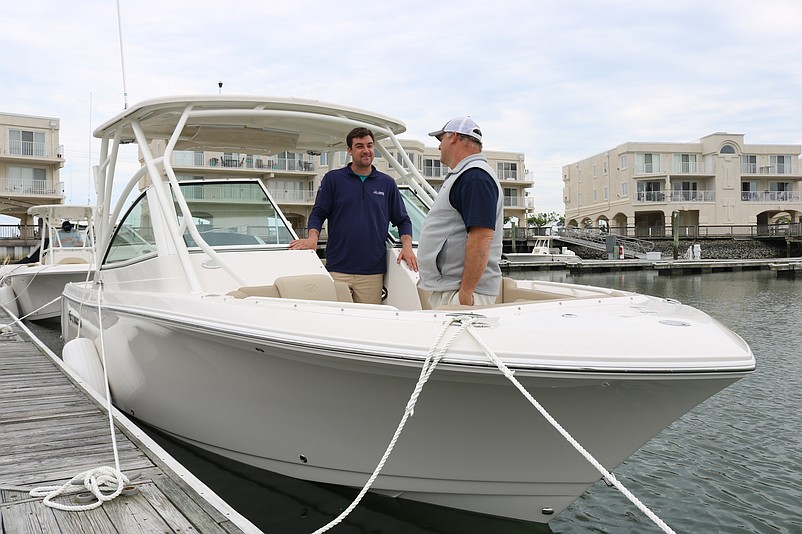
[313,314,675,534]
[29,282,131,510]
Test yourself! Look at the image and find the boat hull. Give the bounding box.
[6,266,92,321]
[61,291,746,523]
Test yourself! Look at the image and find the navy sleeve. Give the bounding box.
[449,169,499,229]
[388,183,413,237]
[307,172,334,232]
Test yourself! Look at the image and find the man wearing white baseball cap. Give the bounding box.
[417,116,504,307]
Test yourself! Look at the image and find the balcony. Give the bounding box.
[635,190,715,203]
[174,154,315,173]
[0,142,64,160]
[740,191,801,202]
[741,164,793,175]
[267,188,316,204]
[0,177,62,196]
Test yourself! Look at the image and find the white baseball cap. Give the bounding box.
[428,116,483,142]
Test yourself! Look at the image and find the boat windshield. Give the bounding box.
[388,187,428,244]
[176,181,294,247]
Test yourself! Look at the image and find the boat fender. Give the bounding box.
[0,284,19,318]
[63,338,107,400]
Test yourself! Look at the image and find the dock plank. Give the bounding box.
[0,308,259,534]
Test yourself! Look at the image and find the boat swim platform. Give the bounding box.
[501,257,802,276]
[0,307,262,534]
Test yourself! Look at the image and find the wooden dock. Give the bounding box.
[501,257,802,276]
[0,308,262,534]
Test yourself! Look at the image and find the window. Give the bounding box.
[173,150,204,166]
[741,180,757,201]
[720,144,737,154]
[771,155,791,174]
[603,160,608,175]
[673,154,697,173]
[741,155,756,174]
[592,189,598,202]
[8,166,47,193]
[319,153,329,166]
[636,180,664,201]
[497,162,518,180]
[619,155,628,170]
[9,129,46,156]
[621,183,628,197]
[104,191,158,264]
[592,163,597,178]
[503,188,518,207]
[424,158,448,178]
[636,153,660,173]
[603,186,608,200]
[673,181,699,201]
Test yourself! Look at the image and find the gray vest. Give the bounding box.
[418,154,504,295]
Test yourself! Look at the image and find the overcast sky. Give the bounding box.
[3,0,802,219]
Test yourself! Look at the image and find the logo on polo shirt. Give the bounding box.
[373,190,385,196]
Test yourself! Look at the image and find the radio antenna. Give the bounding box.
[116,0,129,109]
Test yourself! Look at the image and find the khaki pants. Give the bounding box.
[330,272,384,304]
[427,290,497,308]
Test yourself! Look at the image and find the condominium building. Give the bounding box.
[562,132,801,236]
[0,112,65,227]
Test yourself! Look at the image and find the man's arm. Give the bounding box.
[458,226,494,305]
[396,234,418,271]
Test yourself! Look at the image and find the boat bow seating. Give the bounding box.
[228,274,353,303]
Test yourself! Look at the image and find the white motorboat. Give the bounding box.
[503,235,582,264]
[60,96,754,525]
[0,204,95,321]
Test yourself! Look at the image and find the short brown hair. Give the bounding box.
[347,127,375,148]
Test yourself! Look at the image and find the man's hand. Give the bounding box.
[397,234,418,271]
[289,229,319,250]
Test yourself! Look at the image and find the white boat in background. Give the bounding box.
[0,205,95,321]
[503,235,582,264]
[59,96,754,525]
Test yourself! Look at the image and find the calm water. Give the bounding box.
[27,270,802,533]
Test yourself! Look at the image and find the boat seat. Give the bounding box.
[58,257,89,265]
[228,275,353,303]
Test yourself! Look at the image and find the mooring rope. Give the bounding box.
[311,316,471,534]
[0,294,62,335]
[459,316,676,534]
[29,281,132,510]
[312,314,675,534]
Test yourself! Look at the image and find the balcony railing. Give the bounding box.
[740,191,801,202]
[174,154,315,172]
[267,189,317,203]
[635,190,716,203]
[0,143,64,159]
[741,164,792,175]
[0,177,62,196]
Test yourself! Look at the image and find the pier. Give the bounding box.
[0,308,260,534]
[501,257,802,276]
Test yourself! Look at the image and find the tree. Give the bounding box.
[527,212,560,229]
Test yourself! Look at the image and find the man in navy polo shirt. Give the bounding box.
[289,127,417,303]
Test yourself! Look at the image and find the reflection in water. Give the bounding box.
[26,270,802,533]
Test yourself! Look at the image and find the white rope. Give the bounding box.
[312,317,470,534]
[29,466,130,511]
[460,317,676,534]
[0,294,62,332]
[29,281,130,511]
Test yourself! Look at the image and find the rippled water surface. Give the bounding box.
[27,270,802,533]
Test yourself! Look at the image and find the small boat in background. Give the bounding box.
[503,235,582,264]
[0,204,95,321]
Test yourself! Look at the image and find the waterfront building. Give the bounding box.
[562,132,802,237]
[0,112,65,225]
[159,139,531,234]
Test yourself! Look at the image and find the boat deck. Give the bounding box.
[0,308,260,534]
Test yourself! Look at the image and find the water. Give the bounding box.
[26,270,802,533]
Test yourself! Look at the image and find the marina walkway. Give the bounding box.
[0,308,261,534]
[502,257,802,277]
